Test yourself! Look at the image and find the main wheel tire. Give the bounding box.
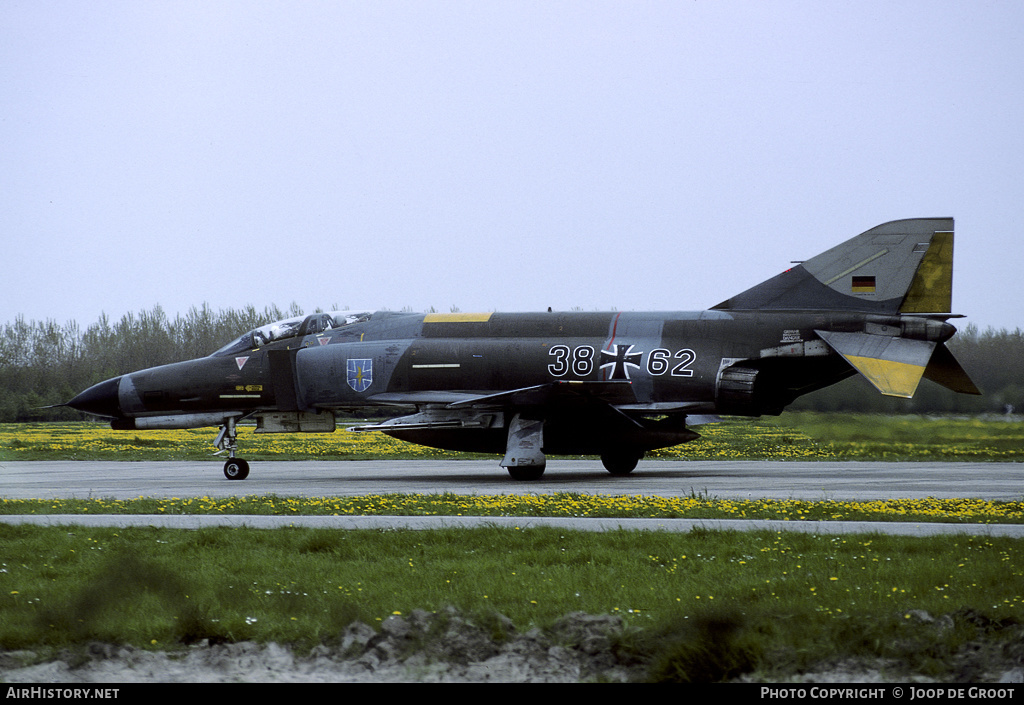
[224,458,250,480]
[601,451,641,476]
[507,464,545,481]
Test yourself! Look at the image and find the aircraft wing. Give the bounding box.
[350,381,640,433]
[365,391,484,406]
[446,380,638,409]
[364,380,637,411]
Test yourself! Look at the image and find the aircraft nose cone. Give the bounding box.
[67,376,122,418]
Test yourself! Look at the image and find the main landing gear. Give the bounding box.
[601,450,643,476]
[215,417,250,480]
[503,449,645,481]
[500,414,645,480]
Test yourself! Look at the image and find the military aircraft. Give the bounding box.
[66,217,980,481]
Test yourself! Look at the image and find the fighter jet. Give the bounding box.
[67,217,980,481]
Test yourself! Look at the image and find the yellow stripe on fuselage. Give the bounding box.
[423,312,494,323]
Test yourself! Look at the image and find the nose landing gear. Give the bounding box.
[215,417,250,480]
[223,457,250,481]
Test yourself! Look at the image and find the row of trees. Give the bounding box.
[1,305,1020,422]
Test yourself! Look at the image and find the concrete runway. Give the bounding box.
[1,460,1021,536]
[1,459,1021,501]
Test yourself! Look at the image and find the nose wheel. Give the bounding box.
[223,457,250,480]
[215,417,250,480]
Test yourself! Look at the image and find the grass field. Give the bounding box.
[1,524,1021,681]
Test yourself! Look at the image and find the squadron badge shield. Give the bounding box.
[347,358,373,392]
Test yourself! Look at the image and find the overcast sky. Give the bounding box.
[3,1,1023,334]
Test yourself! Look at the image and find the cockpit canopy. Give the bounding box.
[212,311,372,357]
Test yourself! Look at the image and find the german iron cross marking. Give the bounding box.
[600,344,642,380]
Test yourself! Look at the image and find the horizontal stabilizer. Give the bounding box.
[924,343,982,395]
[816,330,935,398]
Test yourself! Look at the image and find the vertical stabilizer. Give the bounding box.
[715,217,980,400]
[713,218,955,314]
